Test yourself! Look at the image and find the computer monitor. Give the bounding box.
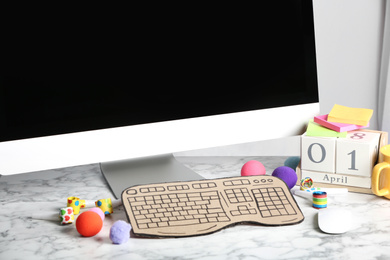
[0,1,319,198]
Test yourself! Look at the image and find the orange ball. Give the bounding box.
[76,211,103,237]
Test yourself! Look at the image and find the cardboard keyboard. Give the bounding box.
[122,176,304,237]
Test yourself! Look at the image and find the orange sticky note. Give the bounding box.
[327,104,373,126]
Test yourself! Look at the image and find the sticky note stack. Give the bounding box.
[307,104,373,136]
[306,120,347,138]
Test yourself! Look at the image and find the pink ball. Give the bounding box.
[88,207,105,221]
[241,160,266,176]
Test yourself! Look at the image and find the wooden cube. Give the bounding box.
[336,130,380,177]
[297,130,388,194]
[301,134,336,173]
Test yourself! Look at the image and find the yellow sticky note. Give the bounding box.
[328,104,373,126]
[306,120,347,138]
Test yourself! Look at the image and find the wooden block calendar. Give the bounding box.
[297,129,388,194]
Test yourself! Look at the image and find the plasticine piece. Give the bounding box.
[327,104,373,126]
[314,114,368,132]
[306,120,347,138]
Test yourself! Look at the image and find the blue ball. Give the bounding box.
[110,220,131,244]
[272,166,297,189]
[284,156,300,170]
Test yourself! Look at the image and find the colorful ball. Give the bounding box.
[76,211,103,237]
[110,220,131,244]
[241,160,266,176]
[88,207,105,221]
[300,177,314,190]
[271,166,297,189]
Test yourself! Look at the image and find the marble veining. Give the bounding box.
[1,156,390,259]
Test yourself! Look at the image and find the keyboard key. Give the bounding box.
[169,218,200,226]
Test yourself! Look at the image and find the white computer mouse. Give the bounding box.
[318,208,352,234]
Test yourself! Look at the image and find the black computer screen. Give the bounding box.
[0,1,318,142]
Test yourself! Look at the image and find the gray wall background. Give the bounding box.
[177,0,386,157]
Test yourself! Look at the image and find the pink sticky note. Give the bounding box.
[314,114,368,132]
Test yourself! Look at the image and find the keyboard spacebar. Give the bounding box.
[169,219,200,226]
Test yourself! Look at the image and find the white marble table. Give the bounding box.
[1,156,390,260]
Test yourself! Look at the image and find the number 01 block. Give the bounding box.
[336,130,380,177]
[298,130,387,192]
[301,134,336,173]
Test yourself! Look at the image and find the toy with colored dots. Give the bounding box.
[60,207,75,224]
[67,196,82,215]
[96,198,113,215]
[66,196,122,215]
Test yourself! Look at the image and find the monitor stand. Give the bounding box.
[100,154,204,199]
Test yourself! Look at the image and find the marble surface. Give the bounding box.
[2,156,390,260]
